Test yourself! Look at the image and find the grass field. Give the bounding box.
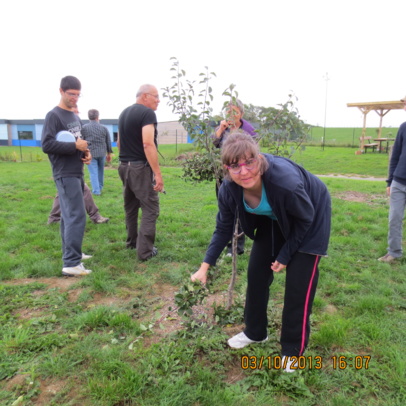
[307,127,398,147]
[0,145,405,405]
[0,139,393,178]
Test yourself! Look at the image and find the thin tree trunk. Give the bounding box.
[227,218,243,309]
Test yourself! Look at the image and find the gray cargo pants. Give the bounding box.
[118,162,159,260]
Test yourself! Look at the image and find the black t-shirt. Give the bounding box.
[118,103,157,162]
[41,106,84,179]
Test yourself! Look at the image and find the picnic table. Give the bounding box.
[373,138,395,153]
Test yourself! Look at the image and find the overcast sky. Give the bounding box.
[1,0,405,128]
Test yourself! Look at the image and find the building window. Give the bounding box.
[113,132,118,142]
[18,131,33,140]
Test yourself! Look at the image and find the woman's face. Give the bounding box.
[226,156,261,190]
[225,106,243,127]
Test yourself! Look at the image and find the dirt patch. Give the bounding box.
[4,375,71,406]
[85,292,127,308]
[4,374,26,391]
[2,277,77,291]
[317,174,386,181]
[141,285,230,346]
[34,380,66,406]
[67,288,84,303]
[334,191,386,203]
[224,360,246,384]
[3,278,232,341]
[325,304,338,314]
[15,307,46,320]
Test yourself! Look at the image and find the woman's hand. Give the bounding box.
[191,263,210,284]
[271,260,286,273]
[215,120,229,138]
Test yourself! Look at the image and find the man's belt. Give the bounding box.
[120,161,149,166]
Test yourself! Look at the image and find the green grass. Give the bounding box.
[293,146,390,178]
[0,134,392,178]
[0,146,405,405]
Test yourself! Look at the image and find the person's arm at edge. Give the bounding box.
[142,124,163,192]
[386,125,404,195]
[191,186,235,284]
[105,127,113,162]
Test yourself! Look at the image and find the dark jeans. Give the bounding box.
[55,177,86,267]
[49,183,101,223]
[244,217,320,357]
[118,163,159,260]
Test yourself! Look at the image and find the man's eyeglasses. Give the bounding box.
[226,158,257,174]
[65,91,82,98]
[146,93,159,100]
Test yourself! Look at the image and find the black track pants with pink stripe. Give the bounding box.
[243,217,320,357]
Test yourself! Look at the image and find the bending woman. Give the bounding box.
[191,131,331,368]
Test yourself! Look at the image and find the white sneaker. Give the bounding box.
[82,253,92,260]
[282,356,296,373]
[227,332,268,349]
[62,263,92,276]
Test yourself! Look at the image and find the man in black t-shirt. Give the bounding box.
[41,76,93,276]
[118,84,164,260]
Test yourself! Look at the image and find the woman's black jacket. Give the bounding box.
[203,153,331,266]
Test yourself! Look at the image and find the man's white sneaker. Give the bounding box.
[82,253,92,260]
[227,332,268,349]
[282,356,296,373]
[62,263,92,276]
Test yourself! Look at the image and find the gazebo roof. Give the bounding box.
[347,101,404,112]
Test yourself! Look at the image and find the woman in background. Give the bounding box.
[213,99,256,256]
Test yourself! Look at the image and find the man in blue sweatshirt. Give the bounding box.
[378,96,406,263]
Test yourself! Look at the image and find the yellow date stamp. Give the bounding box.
[241,355,371,370]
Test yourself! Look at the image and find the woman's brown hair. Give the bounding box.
[221,131,269,180]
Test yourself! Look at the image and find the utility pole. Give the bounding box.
[322,72,330,151]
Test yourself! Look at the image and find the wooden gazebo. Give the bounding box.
[347,100,404,152]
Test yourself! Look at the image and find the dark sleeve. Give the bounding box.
[105,127,113,153]
[203,187,235,265]
[276,184,315,265]
[141,109,157,128]
[212,126,223,148]
[41,111,77,156]
[387,125,404,186]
